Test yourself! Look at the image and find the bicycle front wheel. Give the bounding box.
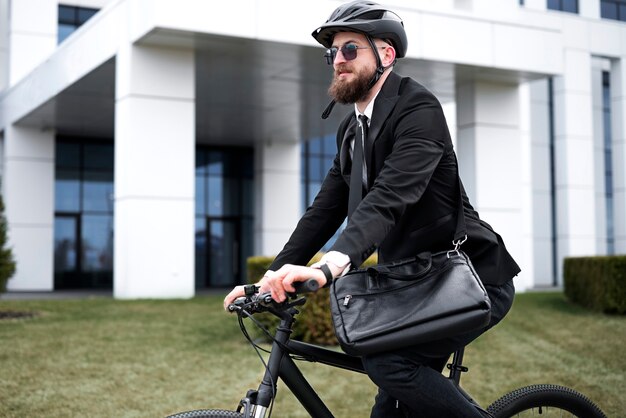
[487,384,606,418]
[166,409,244,418]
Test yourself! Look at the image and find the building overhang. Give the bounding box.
[1,0,573,143]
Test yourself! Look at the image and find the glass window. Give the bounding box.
[82,171,113,212]
[81,215,113,272]
[84,144,114,170]
[58,6,76,24]
[301,134,342,250]
[57,5,99,44]
[601,71,615,255]
[547,0,578,13]
[195,147,254,288]
[55,170,81,212]
[54,139,114,289]
[54,217,77,272]
[601,0,626,20]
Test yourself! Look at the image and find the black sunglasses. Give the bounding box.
[324,44,371,65]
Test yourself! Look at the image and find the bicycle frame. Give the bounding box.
[241,303,475,418]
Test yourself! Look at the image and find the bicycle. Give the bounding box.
[167,280,607,418]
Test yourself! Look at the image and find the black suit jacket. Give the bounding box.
[270,72,520,285]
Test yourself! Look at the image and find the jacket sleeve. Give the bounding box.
[329,98,449,267]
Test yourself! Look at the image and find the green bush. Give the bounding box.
[564,255,626,314]
[0,193,16,293]
[247,253,378,345]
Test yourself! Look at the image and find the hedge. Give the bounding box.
[247,253,378,345]
[0,193,15,293]
[563,255,626,314]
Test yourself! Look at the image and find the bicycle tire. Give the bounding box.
[487,384,606,418]
[166,409,244,418]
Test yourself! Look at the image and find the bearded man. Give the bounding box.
[225,2,519,417]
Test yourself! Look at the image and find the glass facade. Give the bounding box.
[301,135,345,251]
[54,139,114,289]
[58,4,99,44]
[195,147,254,288]
[54,140,254,290]
[547,0,578,13]
[602,71,615,254]
[601,0,626,21]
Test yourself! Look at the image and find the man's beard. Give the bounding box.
[328,64,375,104]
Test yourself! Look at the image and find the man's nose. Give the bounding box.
[334,49,348,64]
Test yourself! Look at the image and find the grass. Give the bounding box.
[0,291,623,417]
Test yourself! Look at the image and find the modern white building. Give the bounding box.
[0,0,624,298]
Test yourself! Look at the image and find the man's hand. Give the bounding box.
[263,265,327,303]
[222,265,327,311]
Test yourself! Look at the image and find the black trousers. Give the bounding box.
[362,279,515,418]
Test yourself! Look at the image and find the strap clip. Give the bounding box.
[447,235,468,258]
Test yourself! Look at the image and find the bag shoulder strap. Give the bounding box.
[453,154,468,245]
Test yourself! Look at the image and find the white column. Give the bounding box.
[524,79,555,288]
[579,0,601,19]
[7,0,57,86]
[611,57,626,253]
[456,80,528,289]
[114,43,195,299]
[591,58,609,254]
[552,50,597,280]
[2,125,54,290]
[254,140,301,257]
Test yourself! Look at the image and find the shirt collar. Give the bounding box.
[354,89,381,122]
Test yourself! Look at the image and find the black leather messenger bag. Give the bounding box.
[329,176,491,356]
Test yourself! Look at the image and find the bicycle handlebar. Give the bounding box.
[228,278,320,313]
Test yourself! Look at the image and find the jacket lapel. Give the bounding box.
[366,72,402,180]
[340,114,357,178]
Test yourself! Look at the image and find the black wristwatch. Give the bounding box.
[319,264,333,288]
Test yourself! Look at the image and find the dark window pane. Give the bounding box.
[56,142,80,169]
[55,170,81,212]
[547,0,560,10]
[82,171,113,212]
[81,215,113,272]
[208,151,223,175]
[195,149,206,175]
[562,0,578,12]
[209,221,236,286]
[77,8,98,24]
[58,24,76,44]
[208,176,223,216]
[601,1,618,18]
[195,217,206,288]
[58,6,76,24]
[240,152,253,178]
[323,134,336,154]
[195,175,206,215]
[54,217,77,272]
[619,4,626,20]
[308,156,321,182]
[242,179,254,217]
[309,137,321,154]
[84,143,113,170]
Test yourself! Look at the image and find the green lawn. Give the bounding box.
[0,292,623,417]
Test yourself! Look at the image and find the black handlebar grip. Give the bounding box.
[291,278,320,294]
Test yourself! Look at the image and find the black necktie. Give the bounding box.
[348,115,368,220]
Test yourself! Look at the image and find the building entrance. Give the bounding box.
[195,147,254,289]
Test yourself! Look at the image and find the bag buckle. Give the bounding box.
[447,235,467,258]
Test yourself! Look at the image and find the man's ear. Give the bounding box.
[382,45,396,67]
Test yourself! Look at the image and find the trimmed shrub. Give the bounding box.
[564,255,626,314]
[0,193,16,293]
[247,253,378,345]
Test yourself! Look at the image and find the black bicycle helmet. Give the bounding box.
[312,0,408,58]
